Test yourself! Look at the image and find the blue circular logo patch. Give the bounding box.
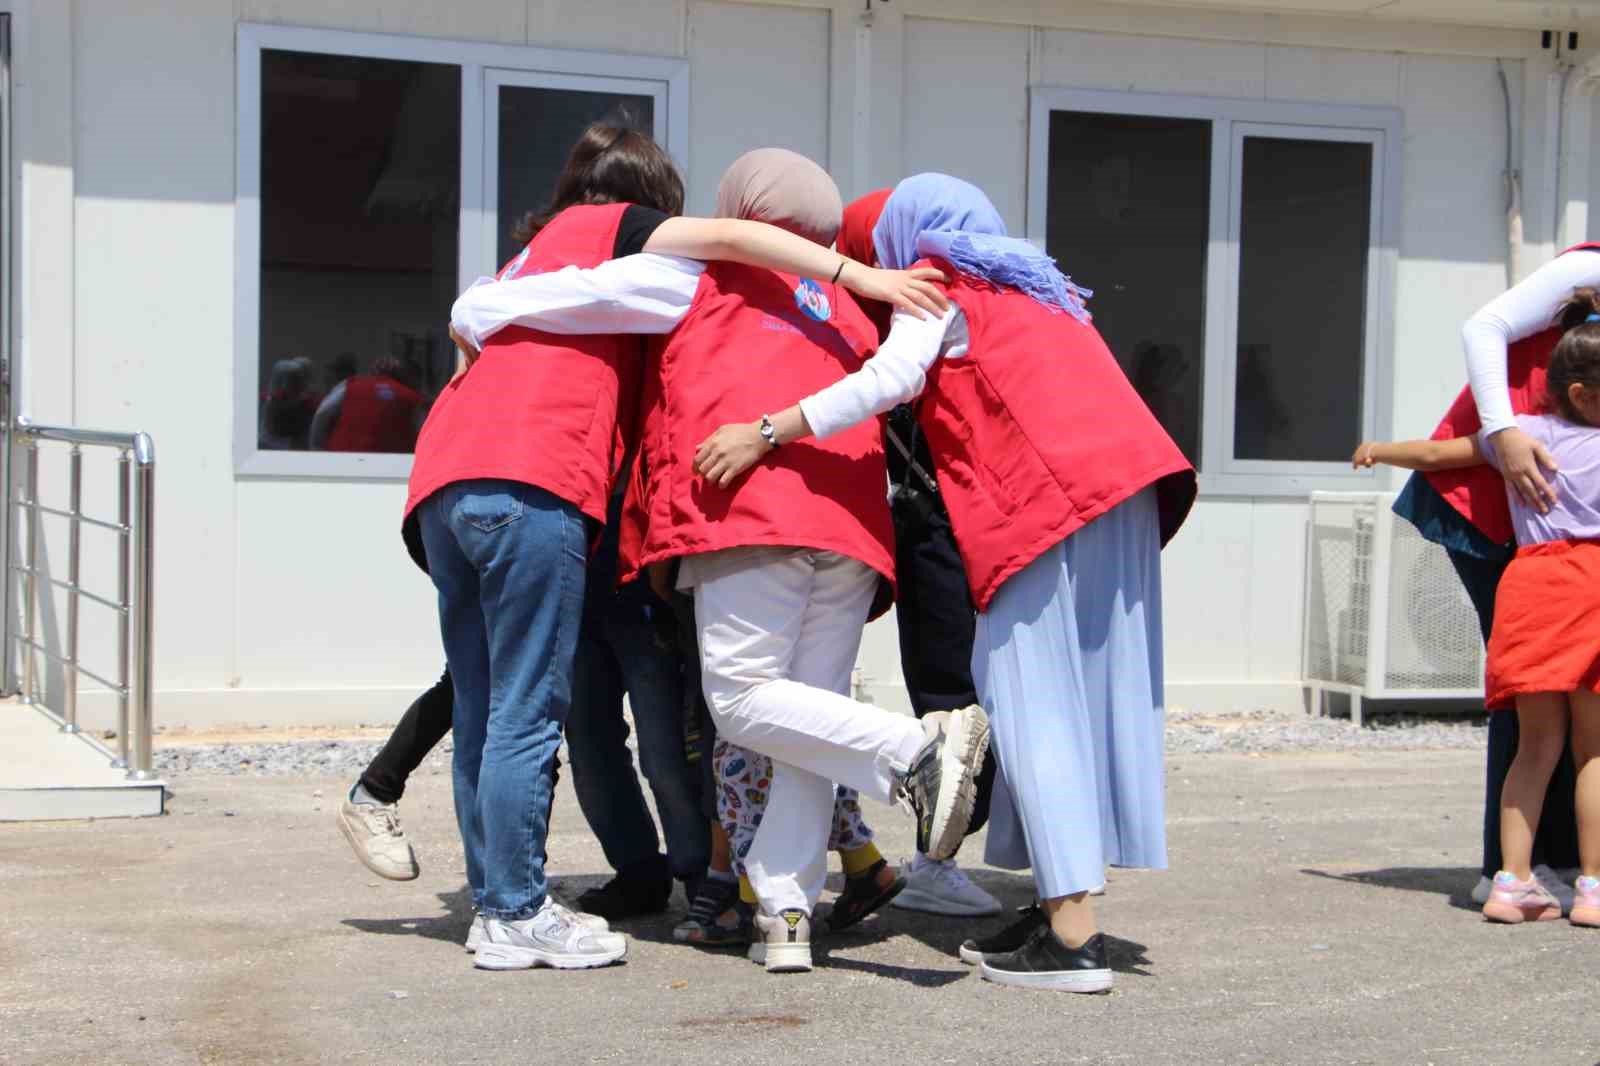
[794,278,832,322]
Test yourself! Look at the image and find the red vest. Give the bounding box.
[327,374,421,453]
[1424,242,1600,545]
[914,260,1197,611]
[623,263,896,590]
[405,203,643,561]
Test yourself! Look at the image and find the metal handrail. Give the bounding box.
[11,416,156,780]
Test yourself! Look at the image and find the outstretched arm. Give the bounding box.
[641,217,949,318]
[1351,436,1484,472]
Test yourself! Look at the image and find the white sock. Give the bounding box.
[350,781,382,806]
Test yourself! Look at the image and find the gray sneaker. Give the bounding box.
[748,908,812,973]
[894,705,990,861]
[1534,864,1578,916]
[336,792,419,881]
[474,898,627,971]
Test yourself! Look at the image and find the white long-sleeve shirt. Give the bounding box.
[448,253,969,437]
[1464,250,1600,435]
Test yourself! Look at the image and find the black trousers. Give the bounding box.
[359,669,453,805]
[890,482,995,836]
[1446,549,1581,874]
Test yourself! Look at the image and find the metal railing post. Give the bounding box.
[61,445,81,734]
[127,439,154,780]
[113,450,130,770]
[20,439,36,706]
[9,420,156,778]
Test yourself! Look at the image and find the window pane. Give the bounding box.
[258,50,460,454]
[1047,111,1210,465]
[1234,136,1372,462]
[496,88,653,266]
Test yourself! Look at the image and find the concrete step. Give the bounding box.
[0,703,165,821]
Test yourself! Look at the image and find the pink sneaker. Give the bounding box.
[1571,876,1600,928]
[1482,870,1561,924]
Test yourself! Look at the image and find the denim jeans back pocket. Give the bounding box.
[455,487,526,534]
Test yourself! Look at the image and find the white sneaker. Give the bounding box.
[336,791,419,881]
[1471,875,1492,906]
[747,908,812,973]
[473,898,627,971]
[465,903,606,953]
[465,914,487,953]
[891,855,1002,916]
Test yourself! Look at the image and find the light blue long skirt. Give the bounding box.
[973,486,1167,899]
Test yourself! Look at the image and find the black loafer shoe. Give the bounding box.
[575,857,672,920]
[978,927,1113,993]
[958,903,1046,965]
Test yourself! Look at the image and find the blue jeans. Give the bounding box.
[417,480,587,921]
[566,587,709,883]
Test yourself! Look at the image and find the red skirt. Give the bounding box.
[1485,540,1600,709]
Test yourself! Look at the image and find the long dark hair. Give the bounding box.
[1548,287,1600,425]
[514,123,684,243]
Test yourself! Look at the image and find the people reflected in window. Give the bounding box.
[310,356,426,453]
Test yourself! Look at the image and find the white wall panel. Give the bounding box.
[1159,499,1254,684]
[901,17,1029,233]
[1389,55,1512,442]
[1036,28,1266,99]
[686,2,830,214]
[72,0,241,689]
[1264,45,1401,107]
[525,0,687,54]
[233,481,439,687]
[1244,500,1308,679]
[238,0,529,44]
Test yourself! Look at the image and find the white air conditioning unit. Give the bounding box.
[1302,491,1484,725]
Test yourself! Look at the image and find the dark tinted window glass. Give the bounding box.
[1234,136,1372,462]
[258,50,460,454]
[496,87,653,265]
[1047,111,1210,465]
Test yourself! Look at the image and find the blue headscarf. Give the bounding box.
[871,173,1091,322]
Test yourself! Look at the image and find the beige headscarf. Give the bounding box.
[712,148,843,247]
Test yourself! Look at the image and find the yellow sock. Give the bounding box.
[839,841,884,878]
[738,875,758,905]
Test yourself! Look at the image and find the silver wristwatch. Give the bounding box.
[759,414,780,450]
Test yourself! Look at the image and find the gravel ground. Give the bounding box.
[151,707,1487,778]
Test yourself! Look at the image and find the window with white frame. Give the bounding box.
[1028,89,1398,495]
[235,25,688,477]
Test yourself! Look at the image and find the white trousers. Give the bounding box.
[692,547,926,914]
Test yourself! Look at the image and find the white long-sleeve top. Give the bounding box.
[1464,250,1600,435]
[448,253,970,437]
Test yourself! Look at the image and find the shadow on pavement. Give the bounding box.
[1299,866,1479,911]
[340,886,476,945]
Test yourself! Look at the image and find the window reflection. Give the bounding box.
[257,50,461,453]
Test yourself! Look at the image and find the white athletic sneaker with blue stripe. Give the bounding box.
[473,898,627,971]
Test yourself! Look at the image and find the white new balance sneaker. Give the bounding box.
[473,898,627,971]
[466,903,606,953]
[891,855,1002,917]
